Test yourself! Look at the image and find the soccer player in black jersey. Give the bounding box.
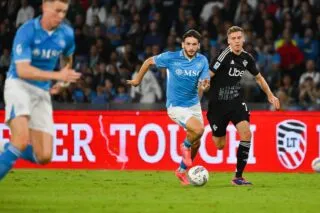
[207,26,280,185]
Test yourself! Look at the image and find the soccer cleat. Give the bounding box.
[175,170,190,185]
[180,143,192,167]
[231,177,252,186]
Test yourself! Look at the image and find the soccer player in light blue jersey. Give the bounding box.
[127,30,210,185]
[0,0,81,180]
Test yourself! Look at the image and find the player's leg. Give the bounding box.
[29,129,53,165]
[206,104,229,150]
[0,116,29,180]
[28,90,54,165]
[231,102,252,185]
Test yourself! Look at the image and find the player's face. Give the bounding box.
[182,36,200,58]
[227,31,244,53]
[43,1,69,29]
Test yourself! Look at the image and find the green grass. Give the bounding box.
[0,170,319,213]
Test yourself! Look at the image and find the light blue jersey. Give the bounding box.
[154,50,210,108]
[7,16,75,90]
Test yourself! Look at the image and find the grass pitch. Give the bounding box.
[0,170,319,213]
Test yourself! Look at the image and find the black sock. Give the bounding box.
[235,141,251,178]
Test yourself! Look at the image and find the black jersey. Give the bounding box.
[208,46,259,102]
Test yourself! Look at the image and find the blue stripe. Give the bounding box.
[10,105,16,120]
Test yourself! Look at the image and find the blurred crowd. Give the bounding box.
[0,0,320,110]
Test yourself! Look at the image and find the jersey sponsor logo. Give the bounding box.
[175,69,200,77]
[213,61,220,70]
[33,48,62,59]
[16,44,22,55]
[228,67,245,77]
[276,120,307,169]
[243,60,248,67]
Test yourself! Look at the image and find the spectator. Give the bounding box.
[16,0,34,27]
[130,62,162,103]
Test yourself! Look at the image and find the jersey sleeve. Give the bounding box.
[209,49,225,73]
[247,53,260,76]
[63,27,75,57]
[12,24,33,63]
[153,52,170,68]
[199,57,210,81]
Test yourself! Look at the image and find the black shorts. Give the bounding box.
[206,100,250,137]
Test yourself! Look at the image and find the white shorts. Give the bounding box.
[167,103,203,128]
[4,79,54,136]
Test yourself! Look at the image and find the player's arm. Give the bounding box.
[127,57,155,87]
[255,73,280,110]
[16,61,78,82]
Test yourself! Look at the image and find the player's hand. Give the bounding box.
[59,63,81,83]
[50,82,63,95]
[268,95,280,110]
[126,79,141,87]
[200,79,210,91]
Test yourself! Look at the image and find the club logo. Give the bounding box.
[243,60,248,67]
[276,120,307,169]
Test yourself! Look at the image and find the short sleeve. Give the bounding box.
[247,53,260,76]
[12,24,33,63]
[199,57,210,81]
[63,27,75,57]
[153,52,170,68]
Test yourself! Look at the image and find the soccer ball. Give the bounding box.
[311,157,320,172]
[188,165,209,186]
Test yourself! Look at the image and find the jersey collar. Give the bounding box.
[179,49,199,61]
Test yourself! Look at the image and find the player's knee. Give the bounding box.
[194,127,204,138]
[213,137,225,150]
[36,152,52,165]
[240,130,252,141]
[215,142,225,150]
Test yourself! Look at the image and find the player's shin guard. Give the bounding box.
[0,144,21,180]
[4,143,38,164]
[235,141,251,178]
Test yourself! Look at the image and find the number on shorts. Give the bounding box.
[242,102,248,111]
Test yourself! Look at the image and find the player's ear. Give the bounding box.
[198,44,201,50]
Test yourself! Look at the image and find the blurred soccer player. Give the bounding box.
[127,29,210,185]
[207,26,280,185]
[0,0,81,180]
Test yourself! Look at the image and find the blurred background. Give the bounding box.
[0,0,319,110]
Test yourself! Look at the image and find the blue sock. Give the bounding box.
[0,144,21,180]
[183,139,191,148]
[4,143,38,164]
[180,161,187,170]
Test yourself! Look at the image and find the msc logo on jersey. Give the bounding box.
[276,120,307,169]
[32,48,62,59]
[175,69,200,77]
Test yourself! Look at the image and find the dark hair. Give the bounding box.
[182,29,201,42]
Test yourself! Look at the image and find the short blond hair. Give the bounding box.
[227,26,244,36]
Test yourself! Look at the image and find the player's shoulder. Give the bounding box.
[16,18,36,34]
[58,21,74,38]
[241,50,255,61]
[196,53,209,62]
[216,46,232,62]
